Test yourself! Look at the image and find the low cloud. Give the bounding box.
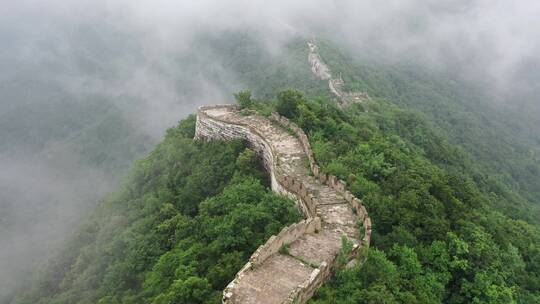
[0,154,113,300]
[1,0,539,300]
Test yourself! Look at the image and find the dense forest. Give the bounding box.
[314,40,540,207]
[13,117,300,304]
[254,91,540,303]
[11,36,540,303]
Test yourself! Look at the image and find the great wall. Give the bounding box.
[308,40,369,106]
[195,105,372,304]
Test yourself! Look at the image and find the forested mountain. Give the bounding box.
[265,93,540,303]
[0,93,153,301]
[13,117,301,304]
[8,34,540,304]
[313,41,540,207]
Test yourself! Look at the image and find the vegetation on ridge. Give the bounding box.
[12,35,540,304]
[247,90,540,303]
[13,117,300,304]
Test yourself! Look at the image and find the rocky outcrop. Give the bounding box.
[195,105,372,304]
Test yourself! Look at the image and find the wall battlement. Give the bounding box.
[195,105,371,304]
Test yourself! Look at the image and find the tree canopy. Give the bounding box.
[13,116,300,304]
[243,92,540,303]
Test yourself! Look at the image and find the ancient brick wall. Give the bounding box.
[195,105,372,303]
[195,105,301,206]
[268,112,372,304]
[268,111,372,248]
[307,41,369,106]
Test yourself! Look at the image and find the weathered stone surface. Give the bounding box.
[195,105,372,304]
[231,254,313,304]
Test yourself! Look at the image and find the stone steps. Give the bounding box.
[231,228,344,304]
[197,106,365,304]
[288,230,343,266]
[233,253,313,304]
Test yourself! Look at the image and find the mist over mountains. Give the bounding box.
[1,0,539,302]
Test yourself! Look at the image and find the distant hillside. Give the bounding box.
[313,40,540,207]
[220,34,540,210]
[10,35,540,303]
[249,91,540,303]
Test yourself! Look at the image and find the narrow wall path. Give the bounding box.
[308,40,369,106]
[195,105,371,304]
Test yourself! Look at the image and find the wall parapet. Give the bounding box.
[307,40,370,106]
[285,261,332,304]
[250,217,321,267]
[196,106,372,304]
[268,111,372,248]
[223,218,324,304]
[196,105,314,219]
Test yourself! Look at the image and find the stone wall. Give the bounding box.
[196,106,372,303]
[196,105,320,247]
[268,112,372,248]
[329,78,343,98]
[223,217,322,304]
[307,41,369,106]
[308,42,331,80]
[266,111,374,304]
[197,106,327,303]
[285,260,332,303]
[195,105,300,206]
[250,217,321,267]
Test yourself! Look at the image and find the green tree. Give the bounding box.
[234,90,253,109]
[276,89,304,118]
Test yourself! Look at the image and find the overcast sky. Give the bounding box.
[3,1,539,117]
